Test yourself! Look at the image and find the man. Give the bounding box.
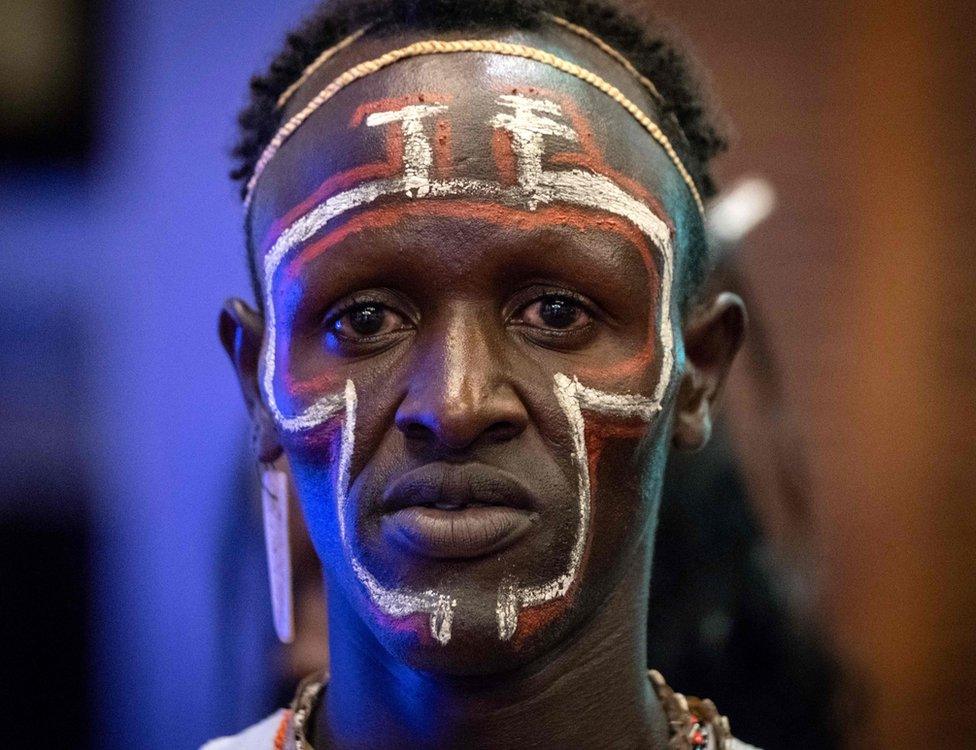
[214,0,753,746]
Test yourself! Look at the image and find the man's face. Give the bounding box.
[247,26,698,674]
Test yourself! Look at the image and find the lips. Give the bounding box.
[380,462,538,559]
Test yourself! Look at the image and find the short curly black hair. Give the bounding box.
[232,0,727,302]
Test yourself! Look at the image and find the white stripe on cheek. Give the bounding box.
[571,376,663,421]
[496,372,659,641]
[334,380,458,645]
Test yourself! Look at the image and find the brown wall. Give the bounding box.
[642,1,976,746]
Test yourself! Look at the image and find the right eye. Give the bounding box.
[334,303,397,337]
[322,298,414,355]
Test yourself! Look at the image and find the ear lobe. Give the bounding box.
[220,298,283,464]
[672,292,747,451]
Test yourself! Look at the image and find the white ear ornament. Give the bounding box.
[261,466,294,644]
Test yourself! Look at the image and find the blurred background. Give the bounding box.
[1,0,972,748]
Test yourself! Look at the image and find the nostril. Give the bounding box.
[485,420,524,443]
[402,421,435,442]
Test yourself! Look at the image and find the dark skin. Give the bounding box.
[222,21,745,750]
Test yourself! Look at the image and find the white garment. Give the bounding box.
[200,710,286,750]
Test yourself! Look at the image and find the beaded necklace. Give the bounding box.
[283,669,736,750]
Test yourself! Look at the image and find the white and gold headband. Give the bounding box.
[244,17,705,218]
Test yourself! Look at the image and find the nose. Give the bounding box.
[395,309,529,452]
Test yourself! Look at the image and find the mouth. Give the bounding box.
[380,462,538,560]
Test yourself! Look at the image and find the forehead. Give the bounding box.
[249,25,693,265]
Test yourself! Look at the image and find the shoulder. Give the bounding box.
[199,709,291,750]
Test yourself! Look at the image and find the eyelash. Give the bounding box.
[508,288,601,347]
[321,289,599,351]
[323,295,411,339]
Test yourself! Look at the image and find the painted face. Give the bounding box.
[249,26,698,673]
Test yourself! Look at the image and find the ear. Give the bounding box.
[672,292,747,451]
[219,298,282,463]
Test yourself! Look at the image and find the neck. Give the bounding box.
[316,540,668,750]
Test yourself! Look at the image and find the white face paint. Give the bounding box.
[335,380,458,644]
[261,95,676,644]
[496,373,659,640]
[491,94,578,207]
[365,103,447,197]
[303,373,657,646]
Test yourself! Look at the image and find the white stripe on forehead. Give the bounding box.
[261,94,676,432]
[366,103,447,196]
[244,38,706,215]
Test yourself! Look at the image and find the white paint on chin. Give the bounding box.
[496,372,659,640]
[270,379,458,644]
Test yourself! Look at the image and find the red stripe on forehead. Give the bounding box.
[497,85,674,235]
[491,129,518,187]
[262,87,676,253]
[526,87,675,235]
[433,118,454,179]
[550,152,675,236]
[260,161,403,253]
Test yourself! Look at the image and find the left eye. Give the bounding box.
[518,295,592,330]
[330,303,407,340]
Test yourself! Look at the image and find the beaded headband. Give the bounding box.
[245,22,705,218]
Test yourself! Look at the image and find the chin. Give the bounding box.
[368,603,577,677]
[339,561,596,678]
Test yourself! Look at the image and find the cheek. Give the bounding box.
[578,414,654,601]
[571,254,663,387]
[510,414,647,649]
[583,416,646,498]
[272,287,342,407]
[285,421,344,552]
